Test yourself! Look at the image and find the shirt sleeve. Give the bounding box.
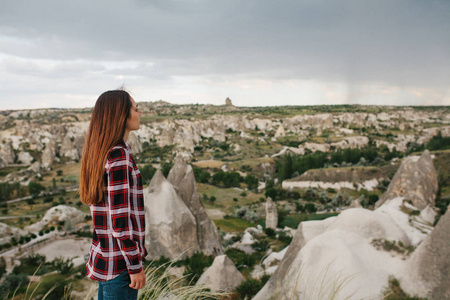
[105,148,142,274]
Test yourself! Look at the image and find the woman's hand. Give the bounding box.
[129,269,146,289]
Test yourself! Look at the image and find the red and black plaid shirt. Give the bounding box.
[86,141,147,281]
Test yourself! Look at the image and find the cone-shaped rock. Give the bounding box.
[167,156,223,255]
[376,150,438,210]
[403,205,450,299]
[265,197,278,229]
[144,169,200,259]
[1,141,15,165]
[41,142,55,168]
[196,255,244,292]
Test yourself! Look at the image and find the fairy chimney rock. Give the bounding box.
[167,157,223,255]
[41,143,56,168]
[265,197,278,230]
[376,150,438,210]
[275,126,286,138]
[403,205,450,299]
[1,141,15,165]
[225,97,233,106]
[143,169,200,259]
[196,255,245,292]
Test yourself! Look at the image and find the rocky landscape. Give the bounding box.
[0,102,449,299]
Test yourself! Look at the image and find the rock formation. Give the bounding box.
[1,141,15,165]
[274,125,286,138]
[196,255,244,292]
[167,156,223,255]
[255,150,439,300]
[26,205,86,232]
[376,150,438,210]
[60,136,79,160]
[265,197,278,229]
[17,151,34,165]
[127,132,143,154]
[41,142,56,168]
[0,223,28,245]
[402,205,450,299]
[225,97,233,106]
[143,170,200,259]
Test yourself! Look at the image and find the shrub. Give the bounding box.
[251,239,270,252]
[264,228,276,238]
[278,231,293,245]
[0,273,29,299]
[182,252,213,285]
[368,194,379,206]
[305,203,317,214]
[236,278,262,299]
[225,248,257,269]
[53,257,74,274]
[44,196,54,203]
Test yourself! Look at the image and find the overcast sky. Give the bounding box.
[0,0,449,110]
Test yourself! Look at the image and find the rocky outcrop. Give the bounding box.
[265,197,278,229]
[127,132,143,154]
[274,126,286,138]
[17,151,34,165]
[256,150,439,300]
[196,255,244,291]
[254,205,421,300]
[0,223,28,245]
[60,136,79,160]
[1,141,15,165]
[376,150,438,210]
[26,205,86,232]
[225,98,233,106]
[403,205,450,299]
[167,157,223,255]
[282,167,386,191]
[143,170,200,259]
[41,142,56,168]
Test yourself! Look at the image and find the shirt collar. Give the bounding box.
[118,140,131,151]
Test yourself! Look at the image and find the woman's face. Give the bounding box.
[126,96,141,131]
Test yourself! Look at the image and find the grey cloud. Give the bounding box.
[0,0,449,107]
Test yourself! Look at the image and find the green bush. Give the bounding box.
[0,273,29,299]
[53,257,74,274]
[277,231,293,245]
[13,253,48,275]
[225,248,257,269]
[264,228,276,238]
[182,252,213,285]
[251,239,270,252]
[236,278,262,299]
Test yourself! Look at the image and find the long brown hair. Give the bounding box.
[79,90,132,205]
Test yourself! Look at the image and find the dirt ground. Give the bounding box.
[35,237,91,266]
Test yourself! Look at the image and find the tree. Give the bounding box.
[244,174,258,190]
[305,203,317,214]
[28,181,44,198]
[277,154,293,181]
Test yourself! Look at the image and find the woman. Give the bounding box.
[79,90,146,300]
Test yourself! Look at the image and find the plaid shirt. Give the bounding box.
[86,141,147,281]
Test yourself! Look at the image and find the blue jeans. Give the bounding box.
[98,271,138,300]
